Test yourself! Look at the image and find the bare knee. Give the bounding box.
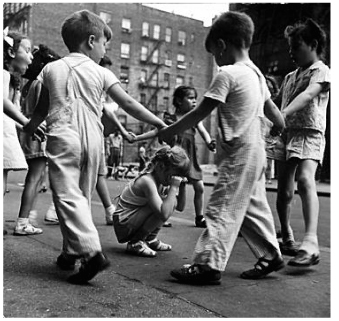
[297,174,315,196]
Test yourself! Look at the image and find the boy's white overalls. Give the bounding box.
[46,59,104,257]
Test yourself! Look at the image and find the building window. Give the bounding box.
[165,27,172,42]
[150,72,158,87]
[163,73,170,88]
[122,18,131,33]
[153,24,160,39]
[100,12,111,24]
[191,33,195,43]
[178,30,186,45]
[140,93,146,105]
[164,51,172,67]
[121,43,130,59]
[140,69,148,84]
[142,22,149,37]
[176,76,184,87]
[150,95,158,110]
[120,66,129,83]
[141,46,148,61]
[177,54,186,69]
[152,49,159,64]
[163,97,169,109]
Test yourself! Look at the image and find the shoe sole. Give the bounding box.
[170,271,221,285]
[125,249,156,257]
[44,219,59,225]
[13,231,43,236]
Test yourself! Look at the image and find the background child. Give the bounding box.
[14,44,61,236]
[159,11,285,284]
[273,19,330,267]
[23,10,167,284]
[3,29,44,235]
[113,145,189,257]
[164,86,216,228]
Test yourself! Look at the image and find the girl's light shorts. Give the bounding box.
[270,129,325,165]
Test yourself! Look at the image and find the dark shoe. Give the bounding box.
[67,252,110,284]
[195,216,207,228]
[170,264,221,285]
[287,250,320,267]
[56,254,76,271]
[279,240,299,256]
[240,255,285,279]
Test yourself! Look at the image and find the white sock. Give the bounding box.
[17,218,29,226]
[299,233,318,253]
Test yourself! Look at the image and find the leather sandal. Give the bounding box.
[195,216,207,228]
[288,250,320,267]
[240,255,285,279]
[147,239,172,251]
[279,240,299,256]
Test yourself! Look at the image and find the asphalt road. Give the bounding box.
[3,172,331,318]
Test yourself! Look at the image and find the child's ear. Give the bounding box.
[88,35,96,49]
[217,39,226,51]
[7,47,15,59]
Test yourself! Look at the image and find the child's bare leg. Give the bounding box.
[193,179,206,227]
[296,159,319,254]
[276,160,297,242]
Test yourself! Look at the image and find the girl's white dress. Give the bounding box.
[3,70,28,171]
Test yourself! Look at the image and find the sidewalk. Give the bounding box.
[200,164,331,197]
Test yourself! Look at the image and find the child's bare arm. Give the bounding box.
[102,103,134,142]
[282,83,324,118]
[22,84,49,141]
[132,128,160,142]
[264,98,285,133]
[197,121,216,153]
[107,83,167,130]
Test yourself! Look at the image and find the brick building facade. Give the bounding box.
[4,2,216,164]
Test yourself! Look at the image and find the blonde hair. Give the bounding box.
[141,145,190,178]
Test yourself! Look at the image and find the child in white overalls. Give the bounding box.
[23,10,167,284]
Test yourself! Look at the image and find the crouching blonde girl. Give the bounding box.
[113,145,189,257]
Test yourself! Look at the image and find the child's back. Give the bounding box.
[214,61,268,146]
[40,54,118,127]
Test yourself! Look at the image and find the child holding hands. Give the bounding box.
[159,11,285,284]
[23,10,167,284]
[113,145,189,257]
[273,19,330,266]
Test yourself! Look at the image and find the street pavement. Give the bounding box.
[2,169,332,318]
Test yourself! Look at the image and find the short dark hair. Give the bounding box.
[61,9,112,52]
[205,11,254,52]
[284,18,327,60]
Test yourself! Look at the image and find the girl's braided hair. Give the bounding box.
[141,145,190,178]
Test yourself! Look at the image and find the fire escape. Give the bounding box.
[138,37,166,133]
[3,3,31,35]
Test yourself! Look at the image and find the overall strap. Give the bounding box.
[62,58,88,99]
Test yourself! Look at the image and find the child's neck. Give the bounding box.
[300,57,320,71]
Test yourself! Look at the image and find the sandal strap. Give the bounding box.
[254,257,271,271]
